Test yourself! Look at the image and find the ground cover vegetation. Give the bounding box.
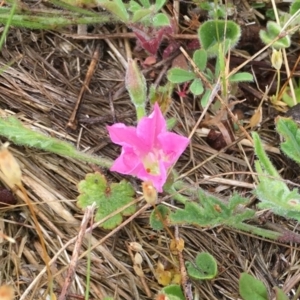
[0,0,300,299]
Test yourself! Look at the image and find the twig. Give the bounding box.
[58,204,96,300]
[67,44,101,130]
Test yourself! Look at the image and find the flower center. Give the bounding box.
[142,149,167,175]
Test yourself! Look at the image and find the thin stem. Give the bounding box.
[234,222,281,241]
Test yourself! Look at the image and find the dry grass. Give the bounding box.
[0,1,300,300]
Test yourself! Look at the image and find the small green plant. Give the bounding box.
[167,19,252,107]
[97,0,169,26]
[253,131,300,220]
[149,189,281,241]
[239,273,289,300]
[260,1,300,106]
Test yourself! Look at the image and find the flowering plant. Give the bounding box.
[107,103,189,192]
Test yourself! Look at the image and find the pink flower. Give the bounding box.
[107,103,189,192]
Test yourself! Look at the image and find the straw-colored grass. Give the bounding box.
[0,2,300,300]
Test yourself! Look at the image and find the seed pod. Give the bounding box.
[129,242,143,252]
[134,253,143,265]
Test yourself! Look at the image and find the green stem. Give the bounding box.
[136,105,146,120]
[163,184,188,204]
[232,222,281,241]
[0,0,16,51]
[275,69,280,101]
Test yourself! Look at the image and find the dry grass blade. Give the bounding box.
[0,2,299,299]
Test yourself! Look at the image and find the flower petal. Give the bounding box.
[158,132,189,164]
[107,124,149,152]
[110,147,144,175]
[136,103,166,148]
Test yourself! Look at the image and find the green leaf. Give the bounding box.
[259,21,291,49]
[77,173,136,229]
[128,0,142,12]
[159,285,185,300]
[138,0,151,8]
[276,117,300,163]
[239,273,268,300]
[252,132,280,178]
[167,67,196,83]
[282,86,300,107]
[190,78,203,96]
[200,89,211,107]
[170,190,254,228]
[229,72,253,82]
[150,204,170,230]
[155,0,166,11]
[253,131,300,220]
[97,0,129,22]
[132,8,152,22]
[186,252,218,280]
[290,0,300,15]
[198,20,241,57]
[0,116,112,168]
[153,13,170,27]
[193,49,207,71]
[274,287,289,300]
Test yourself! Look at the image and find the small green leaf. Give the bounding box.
[155,0,166,11]
[200,89,211,107]
[153,13,170,27]
[98,0,129,22]
[274,287,289,300]
[77,173,136,229]
[193,49,207,71]
[186,252,218,280]
[159,285,185,300]
[253,132,280,178]
[198,20,241,57]
[239,273,268,300]
[276,117,300,163]
[290,0,300,16]
[150,204,170,230]
[128,0,142,12]
[138,0,151,8]
[167,67,195,83]
[259,21,291,49]
[190,78,203,96]
[229,72,253,82]
[132,8,152,22]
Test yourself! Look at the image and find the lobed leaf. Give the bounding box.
[77,173,136,229]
